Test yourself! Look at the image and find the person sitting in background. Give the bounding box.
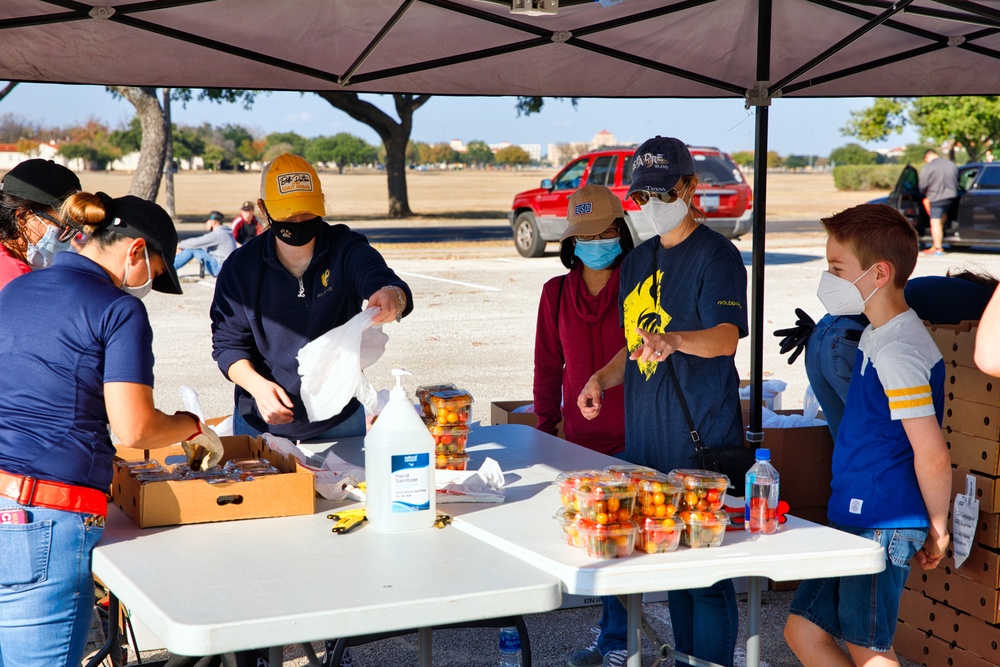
[232,200,262,247]
[173,210,236,277]
[775,269,996,441]
[533,184,633,455]
[0,159,81,290]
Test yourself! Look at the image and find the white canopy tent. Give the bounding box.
[3,0,999,450]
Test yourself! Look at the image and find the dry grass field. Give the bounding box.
[38,168,889,224]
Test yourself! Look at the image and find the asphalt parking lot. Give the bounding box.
[137,228,999,666]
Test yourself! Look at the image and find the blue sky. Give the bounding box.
[1,83,919,158]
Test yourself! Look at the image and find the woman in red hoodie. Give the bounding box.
[533,184,633,455]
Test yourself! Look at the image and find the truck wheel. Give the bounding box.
[513,212,546,258]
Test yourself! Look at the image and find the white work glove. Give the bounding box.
[176,412,225,470]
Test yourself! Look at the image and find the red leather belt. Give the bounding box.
[0,469,107,517]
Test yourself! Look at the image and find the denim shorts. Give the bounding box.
[789,522,927,652]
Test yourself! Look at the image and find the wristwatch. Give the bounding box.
[381,285,406,322]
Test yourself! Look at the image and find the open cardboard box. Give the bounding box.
[111,435,314,528]
[927,320,979,369]
[491,400,564,439]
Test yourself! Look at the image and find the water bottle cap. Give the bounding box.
[755,448,770,461]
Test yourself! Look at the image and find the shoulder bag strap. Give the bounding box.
[666,356,704,453]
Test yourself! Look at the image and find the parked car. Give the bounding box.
[507,146,754,257]
[874,162,1000,248]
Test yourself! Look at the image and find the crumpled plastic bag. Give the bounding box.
[738,380,788,410]
[435,457,505,504]
[297,307,388,422]
[262,433,366,501]
[760,407,827,428]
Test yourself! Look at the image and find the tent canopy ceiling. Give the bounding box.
[1,0,999,99]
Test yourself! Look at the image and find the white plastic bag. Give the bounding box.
[297,307,388,422]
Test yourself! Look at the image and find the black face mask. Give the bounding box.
[270,216,323,247]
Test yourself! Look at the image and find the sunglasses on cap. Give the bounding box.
[576,224,621,242]
[630,185,686,207]
[34,210,78,243]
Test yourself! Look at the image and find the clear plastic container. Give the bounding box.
[679,510,730,548]
[636,515,684,554]
[428,389,474,426]
[577,518,637,559]
[436,452,469,471]
[670,469,731,512]
[416,383,457,420]
[553,471,636,524]
[431,424,469,455]
[555,508,584,548]
[636,474,682,519]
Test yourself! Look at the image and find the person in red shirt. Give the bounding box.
[533,184,633,456]
[232,200,263,247]
[0,159,81,291]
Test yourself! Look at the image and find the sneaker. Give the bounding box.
[567,628,602,667]
[921,247,945,256]
[602,649,628,667]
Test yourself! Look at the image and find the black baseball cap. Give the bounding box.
[0,159,81,208]
[626,136,695,198]
[106,195,182,294]
[208,210,225,222]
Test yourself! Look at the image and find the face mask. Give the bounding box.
[25,224,72,269]
[816,265,878,316]
[640,188,689,236]
[574,238,622,270]
[121,246,153,300]
[270,216,323,247]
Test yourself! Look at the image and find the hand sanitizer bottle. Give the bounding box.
[365,369,436,531]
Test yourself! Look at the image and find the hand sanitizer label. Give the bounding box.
[390,453,431,513]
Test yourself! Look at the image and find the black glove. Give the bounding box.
[773,308,815,365]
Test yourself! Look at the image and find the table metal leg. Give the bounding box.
[746,576,762,667]
[418,627,432,667]
[268,646,284,665]
[84,595,119,667]
[626,593,641,667]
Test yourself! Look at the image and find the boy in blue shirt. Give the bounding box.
[784,204,951,667]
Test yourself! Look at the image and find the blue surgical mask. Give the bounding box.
[25,224,72,269]
[574,238,622,270]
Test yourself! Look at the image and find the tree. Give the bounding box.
[108,87,166,200]
[842,97,1000,163]
[306,133,377,174]
[109,116,143,155]
[238,138,267,165]
[495,145,531,167]
[172,126,207,166]
[0,82,17,105]
[783,155,809,170]
[427,142,458,166]
[57,119,121,170]
[730,151,754,168]
[0,113,42,144]
[463,140,494,168]
[766,151,783,169]
[265,131,309,158]
[829,143,881,166]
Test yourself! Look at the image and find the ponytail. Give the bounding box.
[60,191,124,247]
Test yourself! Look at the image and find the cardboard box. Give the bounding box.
[742,408,834,510]
[490,400,564,438]
[944,545,1000,589]
[111,436,315,528]
[953,467,1000,514]
[894,620,996,667]
[944,399,1000,442]
[909,563,1000,624]
[947,365,1000,407]
[947,431,1000,477]
[927,321,978,369]
[900,588,1000,665]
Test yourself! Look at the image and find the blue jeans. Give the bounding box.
[805,314,866,443]
[667,580,739,667]
[174,248,220,277]
[232,402,367,440]
[0,500,105,667]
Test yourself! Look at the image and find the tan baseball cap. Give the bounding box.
[259,154,326,221]
[560,184,625,241]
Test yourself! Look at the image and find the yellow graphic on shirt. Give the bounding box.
[321,269,330,288]
[624,269,670,380]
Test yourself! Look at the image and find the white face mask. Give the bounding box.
[121,245,153,300]
[25,224,72,269]
[640,189,689,236]
[816,265,878,316]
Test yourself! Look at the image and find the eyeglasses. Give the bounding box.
[630,188,681,206]
[576,225,621,242]
[34,210,77,243]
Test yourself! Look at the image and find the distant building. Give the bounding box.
[874,146,905,160]
[450,138,466,153]
[519,143,541,162]
[591,129,617,150]
[488,141,512,153]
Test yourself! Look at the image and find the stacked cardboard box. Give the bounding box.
[896,321,1000,665]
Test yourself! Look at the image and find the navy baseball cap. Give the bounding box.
[626,137,695,198]
[0,159,81,208]
[106,195,182,295]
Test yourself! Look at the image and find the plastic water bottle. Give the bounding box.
[745,449,780,535]
[497,626,522,667]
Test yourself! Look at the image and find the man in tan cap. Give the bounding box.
[210,154,412,441]
[231,199,263,247]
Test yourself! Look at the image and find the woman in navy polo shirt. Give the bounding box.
[0,192,222,667]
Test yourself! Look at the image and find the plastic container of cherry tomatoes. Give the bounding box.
[553,471,636,524]
[435,452,469,471]
[679,510,730,548]
[636,474,683,519]
[636,515,684,554]
[669,469,730,512]
[604,464,661,484]
[555,508,585,549]
[431,424,469,455]
[577,519,637,559]
[428,389,474,426]
[416,383,457,419]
